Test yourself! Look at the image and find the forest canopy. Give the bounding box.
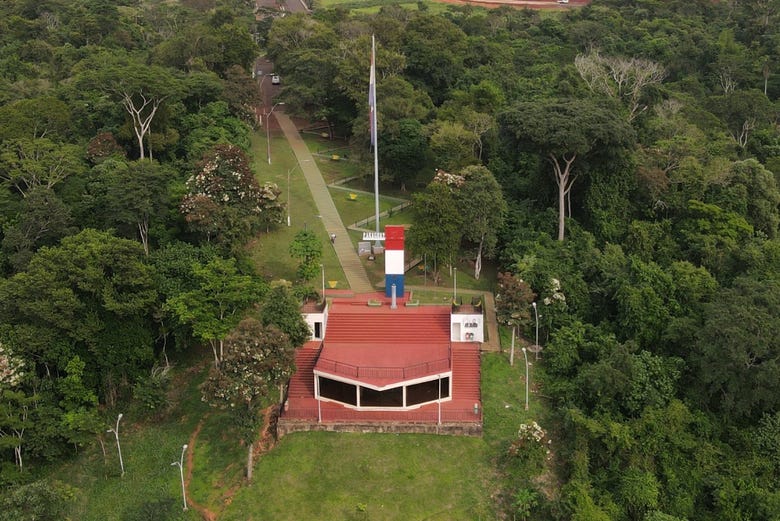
[0,0,778,519]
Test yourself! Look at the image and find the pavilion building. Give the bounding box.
[278,226,483,437]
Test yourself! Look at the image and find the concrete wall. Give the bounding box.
[277,420,482,438]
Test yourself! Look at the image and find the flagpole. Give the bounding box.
[370,35,381,239]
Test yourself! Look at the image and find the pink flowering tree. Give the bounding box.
[181,144,284,247]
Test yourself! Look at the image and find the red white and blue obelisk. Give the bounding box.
[385,225,404,299]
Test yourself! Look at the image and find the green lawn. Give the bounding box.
[221,432,494,520]
[55,344,547,520]
[248,132,347,285]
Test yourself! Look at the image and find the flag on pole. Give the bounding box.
[368,35,377,148]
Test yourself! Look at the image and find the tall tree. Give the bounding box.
[0,229,158,404]
[575,51,667,122]
[456,165,507,279]
[406,174,464,284]
[692,277,780,423]
[165,257,265,367]
[260,282,311,348]
[181,144,283,247]
[499,100,634,241]
[201,318,294,480]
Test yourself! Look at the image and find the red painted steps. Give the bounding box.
[288,345,320,397]
[451,344,481,401]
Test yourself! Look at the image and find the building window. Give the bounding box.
[319,374,450,409]
[318,377,357,406]
[360,386,403,407]
[407,377,450,406]
[314,322,322,339]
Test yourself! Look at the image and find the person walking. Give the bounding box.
[330,233,336,244]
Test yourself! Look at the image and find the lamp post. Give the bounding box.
[171,444,188,511]
[453,267,458,303]
[532,301,540,360]
[320,263,325,304]
[521,347,529,411]
[106,413,125,477]
[266,102,285,164]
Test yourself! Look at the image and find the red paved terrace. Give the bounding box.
[279,292,483,437]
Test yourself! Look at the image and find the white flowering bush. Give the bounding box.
[432,168,465,188]
[542,277,567,306]
[507,421,551,473]
[0,342,25,390]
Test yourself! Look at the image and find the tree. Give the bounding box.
[110,63,181,160]
[86,159,172,255]
[0,96,71,141]
[709,90,773,149]
[260,282,311,348]
[288,230,322,283]
[181,144,283,247]
[692,277,780,423]
[0,480,74,521]
[575,51,667,122]
[0,138,86,197]
[201,318,294,480]
[379,118,428,191]
[406,175,464,285]
[499,100,634,241]
[617,468,660,521]
[165,257,265,367]
[0,229,158,403]
[1,188,74,272]
[429,121,478,172]
[0,390,35,471]
[76,58,182,160]
[456,166,506,279]
[495,272,536,330]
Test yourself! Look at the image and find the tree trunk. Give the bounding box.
[210,340,220,368]
[549,153,577,241]
[246,441,254,481]
[138,219,149,256]
[14,444,22,471]
[474,235,484,280]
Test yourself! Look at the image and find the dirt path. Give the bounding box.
[183,406,280,521]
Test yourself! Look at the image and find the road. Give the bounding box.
[256,0,309,15]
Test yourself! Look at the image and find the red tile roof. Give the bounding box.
[314,300,451,385]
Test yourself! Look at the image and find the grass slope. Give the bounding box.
[222,432,493,520]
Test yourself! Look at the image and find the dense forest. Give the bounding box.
[1,0,779,519]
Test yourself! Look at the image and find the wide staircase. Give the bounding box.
[451,343,481,402]
[325,306,451,344]
[287,343,320,398]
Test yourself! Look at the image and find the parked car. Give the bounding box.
[271,74,281,85]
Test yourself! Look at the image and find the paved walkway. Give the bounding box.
[275,113,503,351]
[275,112,374,294]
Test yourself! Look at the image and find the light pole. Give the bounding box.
[171,444,188,511]
[320,263,325,304]
[107,413,125,477]
[453,267,458,303]
[532,301,540,360]
[521,347,529,411]
[266,102,285,165]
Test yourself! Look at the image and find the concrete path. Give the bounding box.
[275,112,375,294]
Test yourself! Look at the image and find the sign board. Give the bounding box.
[362,232,385,241]
[357,241,371,256]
